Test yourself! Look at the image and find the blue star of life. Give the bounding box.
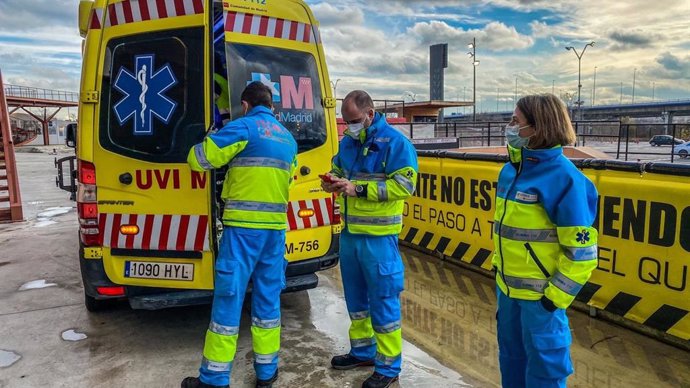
[248,72,281,103]
[113,54,178,135]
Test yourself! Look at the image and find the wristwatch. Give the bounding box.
[355,184,367,198]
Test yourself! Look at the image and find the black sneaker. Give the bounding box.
[180,377,229,388]
[256,370,279,388]
[362,372,399,388]
[331,354,375,370]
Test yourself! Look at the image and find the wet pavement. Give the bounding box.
[1,151,690,387]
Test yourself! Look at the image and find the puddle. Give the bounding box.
[0,349,21,368]
[33,220,57,228]
[18,279,57,291]
[61,329,88,342]
[36,207,72,219]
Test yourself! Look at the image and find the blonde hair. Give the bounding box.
[516,94,576,149]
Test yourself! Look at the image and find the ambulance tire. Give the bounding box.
[84,290,112,312]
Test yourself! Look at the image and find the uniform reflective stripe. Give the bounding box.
[375,352,399,365]
[252,317,281,329]
[254,352,279,364]
[502,274,548,292]
[495,223,558,243]
[209,321,239,336]
[349,310,369,320]
[348,215,402,226]
[393,173,414,194]
[194,143,213,170]
[564,245,598,261]
[225,200,287,213]
[229,157,291,171]
[353,172,387,181]
[374,320,401,334]
[351,337,376,348]
[377,181,388,201]
[202,357,232,372]
[551,272,583,296]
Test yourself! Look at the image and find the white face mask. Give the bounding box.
[346,123,365,139]
[505,124,532,148]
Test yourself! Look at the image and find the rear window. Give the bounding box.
[225,43,327,153]
[99,27,206,163]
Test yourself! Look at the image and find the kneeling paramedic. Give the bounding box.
[182,82,298,388]
[322,90,418,388]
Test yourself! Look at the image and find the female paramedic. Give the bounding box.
[492,94,598,388]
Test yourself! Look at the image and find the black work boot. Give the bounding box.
[256,370,279,388]
[181,376,229,388]
[362,372,399,388]
[331,354,375,370]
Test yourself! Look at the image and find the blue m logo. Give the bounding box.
[113,54,177,135]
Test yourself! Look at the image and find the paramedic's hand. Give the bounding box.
[320,173,340,193]
[333,179,357,197]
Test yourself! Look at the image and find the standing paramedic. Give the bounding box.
[493,94,598,388]
[182,81,298,388]
[322,90,418,388]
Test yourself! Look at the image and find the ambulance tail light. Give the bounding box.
[77,160,100,246]
[331,193,341,225]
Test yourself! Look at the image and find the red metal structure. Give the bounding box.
[0,71,24,222]
[4,83,78,146]
[0,72,79,222]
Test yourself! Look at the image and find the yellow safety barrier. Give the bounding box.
[402,152,690,341]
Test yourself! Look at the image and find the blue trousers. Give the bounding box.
[340,231,404,377]
[496,287,574,388]
[199,227,286,386]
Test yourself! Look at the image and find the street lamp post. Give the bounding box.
[632,68,637,104]
[467,38,479,122]
[652,82,655,102]
[592,66,597,106]
[330,78,341,100]
[514,75,518,103]
[566,41,595,120]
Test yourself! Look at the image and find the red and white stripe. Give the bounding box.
[224,11,321,44]
[99,213,210,251]
[287,197,333,231]
[89,0,205,29]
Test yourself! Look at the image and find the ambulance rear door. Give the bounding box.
[92,0,215,290]
[221,0,339,263]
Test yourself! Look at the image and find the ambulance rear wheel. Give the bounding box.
[84,291,111,312]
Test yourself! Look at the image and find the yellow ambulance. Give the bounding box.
[71,0,340,311]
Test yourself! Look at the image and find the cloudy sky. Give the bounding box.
[1,0,689,119]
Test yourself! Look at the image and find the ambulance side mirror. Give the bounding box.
[65,124,77,148]
[78,1,94,38]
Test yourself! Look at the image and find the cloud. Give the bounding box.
[409,21,534,51]
[607,29,664,51]
[310,3,364,26]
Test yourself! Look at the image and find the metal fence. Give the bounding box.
[399,120,690,163]
[4,84,79,103]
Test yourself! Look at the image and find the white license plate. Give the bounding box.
[124,261,194,281]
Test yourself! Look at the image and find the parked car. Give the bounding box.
[649,135,685,146]
[674,142,690,158]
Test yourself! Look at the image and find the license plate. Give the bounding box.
[124,261,194,281]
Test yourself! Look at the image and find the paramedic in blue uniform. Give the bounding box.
[182,81,298,388]
[493,94,598,388]
[322,90,418,388]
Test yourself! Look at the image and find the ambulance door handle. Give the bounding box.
[119,172,133,185]
[300,166,311,176]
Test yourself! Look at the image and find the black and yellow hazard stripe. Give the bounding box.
[401,225,493,271]
[400,224,690,342]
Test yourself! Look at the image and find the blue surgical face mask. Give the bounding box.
[505,124,532,148]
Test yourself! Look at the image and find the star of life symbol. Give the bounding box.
[248,73,281,103]
[113,54,177,135]
[576,230,590,244]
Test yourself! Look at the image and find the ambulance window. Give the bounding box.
[225,44,327,153]
[99,28,205,163]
